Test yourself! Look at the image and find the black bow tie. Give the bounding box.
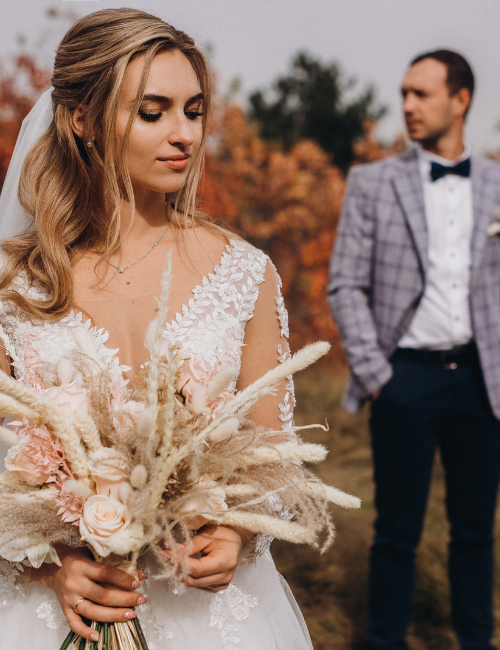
[430,158,471,182]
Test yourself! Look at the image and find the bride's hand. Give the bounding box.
[166,525,253,592]
[30,547,146,642]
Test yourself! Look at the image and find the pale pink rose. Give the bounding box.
[79,495,130,557]
[177,362,232,421]
[112,400,146,435]
[178,474,228,531]
[88,448,129,500]
[44,380,91,415]
[4,422,70,486]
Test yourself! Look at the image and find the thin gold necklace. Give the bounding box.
[106,221,171,274]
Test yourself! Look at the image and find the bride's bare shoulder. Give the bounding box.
[178,224,234,260]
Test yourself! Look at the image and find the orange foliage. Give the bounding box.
[353,119,406,165]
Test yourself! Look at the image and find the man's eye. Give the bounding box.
[139,111,162,122]
[185,111,204,120]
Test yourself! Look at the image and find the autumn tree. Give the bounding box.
[248,51,387,172]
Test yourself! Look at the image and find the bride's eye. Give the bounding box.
[185,106,204,120]
[138,110,162,122]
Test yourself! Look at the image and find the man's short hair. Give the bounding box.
[411,49,475,100]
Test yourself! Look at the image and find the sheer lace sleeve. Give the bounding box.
[236,259,297,562]
[237,260,295,435]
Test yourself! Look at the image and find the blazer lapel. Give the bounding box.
[471,157,496,270]
[390,150,428,275]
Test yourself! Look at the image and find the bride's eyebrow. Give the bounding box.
[136,92,204,105]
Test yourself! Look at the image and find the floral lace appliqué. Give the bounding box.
[36,596,65,630]
[209,583,258,649]
[0,559,26,607]
[136,600,174,648]
[277,344,295,431]
[162,240,267,382]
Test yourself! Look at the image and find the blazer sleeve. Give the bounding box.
[327,167,393,397]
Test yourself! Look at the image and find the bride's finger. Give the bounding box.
[88,562,140,592]
[87,584,146,609]
[64,609,99,643]
[185,550,237,578]
[184,571,231,590]
[72,598,137,624]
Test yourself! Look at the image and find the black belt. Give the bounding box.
[392,342,478,369]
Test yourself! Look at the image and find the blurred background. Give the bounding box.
[2,1,500,647]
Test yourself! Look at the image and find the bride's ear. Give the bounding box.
[71,106,92,144]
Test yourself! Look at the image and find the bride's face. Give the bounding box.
[115,49,204,196]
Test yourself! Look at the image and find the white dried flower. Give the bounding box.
[73,328,101,373]
[0,425,19,447]
[208,366,238,399]
[56,357,76,386]
[65,479,92,498]
[130,464,148,489]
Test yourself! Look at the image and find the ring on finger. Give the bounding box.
[74,596,86,615]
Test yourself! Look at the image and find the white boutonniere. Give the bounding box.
[487,207,500,237]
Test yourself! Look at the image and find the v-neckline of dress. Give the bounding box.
[65,240,235,378]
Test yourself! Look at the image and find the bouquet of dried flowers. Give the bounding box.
[0,255,360,650]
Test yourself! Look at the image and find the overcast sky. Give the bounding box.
[2,0,500,155]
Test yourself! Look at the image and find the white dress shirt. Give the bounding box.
[398,146,474,350]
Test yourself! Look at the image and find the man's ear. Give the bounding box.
[71,106,88,140]
[452,88,472,119]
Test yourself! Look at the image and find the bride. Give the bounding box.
[0,7,314,650]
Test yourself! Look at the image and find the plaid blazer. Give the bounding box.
[328,148,500,417]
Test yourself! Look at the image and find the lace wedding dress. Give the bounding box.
[0,239,314,650]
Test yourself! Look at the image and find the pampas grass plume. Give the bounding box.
[57,357,75,385]
[318,483,361,509]
[119,481,133,503]
[144,321,156,355]
[137,409,155,438]
[66,479,92,498]
[208,366,238,399]
[0,425,18,447]
[191,386,208,414]
[209,417,239,442]
[130,464,148,489]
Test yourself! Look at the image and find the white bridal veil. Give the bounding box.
[0,88,53,240]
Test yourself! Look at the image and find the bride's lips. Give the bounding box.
[158,154,190,170]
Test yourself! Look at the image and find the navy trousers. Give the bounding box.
[367,346,500,650]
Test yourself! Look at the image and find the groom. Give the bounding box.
[328,50,500,649]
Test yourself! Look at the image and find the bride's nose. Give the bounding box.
[167,112,196,148]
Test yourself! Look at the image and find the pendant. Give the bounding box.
[119,268,124,273]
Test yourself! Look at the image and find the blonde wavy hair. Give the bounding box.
[0,8,218,321]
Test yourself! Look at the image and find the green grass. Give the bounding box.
[271,367,500,650]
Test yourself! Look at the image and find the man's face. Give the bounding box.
[401,58,458,143]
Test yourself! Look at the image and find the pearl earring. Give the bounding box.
[87,140,93,148]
